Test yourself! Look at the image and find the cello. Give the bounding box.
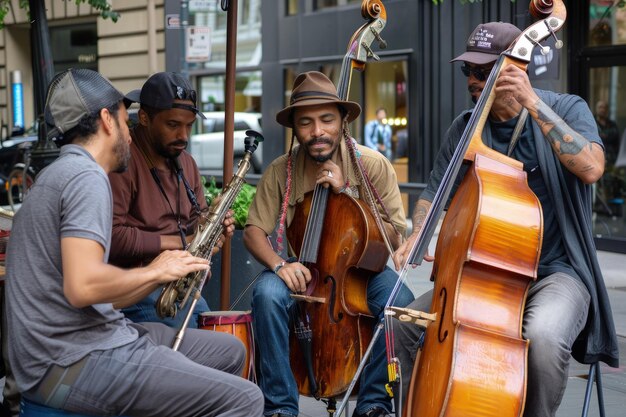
[395,1,566,416]
[285,0,394,406]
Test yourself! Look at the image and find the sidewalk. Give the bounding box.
[298,249,626,417]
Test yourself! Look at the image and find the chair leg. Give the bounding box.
[581,363,606,417]
[595,363,606,417]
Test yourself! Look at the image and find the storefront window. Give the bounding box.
[287,0,298,15]
[50,23,98,72]
[588,66,626,241]
[588,1,626,46]
[196,70,262,127]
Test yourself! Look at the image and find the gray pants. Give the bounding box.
[393,272,590,417]
[25,322,263,417]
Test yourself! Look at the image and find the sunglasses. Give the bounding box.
[174,85,197,104]
[461,63,493,82]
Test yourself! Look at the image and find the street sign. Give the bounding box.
[166,14,180,29]
[186,26,211,62]
[189,0,214,13]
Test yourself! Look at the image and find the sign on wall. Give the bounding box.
[186,26,211,62]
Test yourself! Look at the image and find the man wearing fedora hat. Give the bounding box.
[243,71,414,417]
[392,21,618,416]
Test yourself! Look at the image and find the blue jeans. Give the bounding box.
[252,266,413,416]
[122,287,210,328]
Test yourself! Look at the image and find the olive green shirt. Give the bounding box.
[246,138,406,240]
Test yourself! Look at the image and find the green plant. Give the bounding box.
[203,177,256,229]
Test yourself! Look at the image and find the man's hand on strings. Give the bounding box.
[316,161,345,194]
[392,231,434,271]
[276,262,312,293]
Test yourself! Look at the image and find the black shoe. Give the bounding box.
[352,407,392,417]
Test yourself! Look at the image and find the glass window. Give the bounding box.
[588,1,626,46]
[196,70,262,127]
[50,23,98,72]
[589,66,626,241]
[286,0,298,15]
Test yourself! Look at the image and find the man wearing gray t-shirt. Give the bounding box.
[4,69,262,416]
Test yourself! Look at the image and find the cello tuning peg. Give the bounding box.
[362,43,380,61]
[544,19,563,50]
[369,27,387,49]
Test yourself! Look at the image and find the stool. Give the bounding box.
[581,362,605,417]
[20,398,129,417]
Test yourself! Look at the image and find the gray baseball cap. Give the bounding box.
[44,68,128,141]
[451,22,522,65]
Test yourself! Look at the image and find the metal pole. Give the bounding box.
[220,0,237,310]
[29,0,59,168]
[180,0,189,78]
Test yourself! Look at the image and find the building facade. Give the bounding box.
[1,0,624,252]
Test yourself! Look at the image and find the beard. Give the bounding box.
[468,85,482,104]
[155,139,188,159]
[305,136,338,163]
[112,130,131,173]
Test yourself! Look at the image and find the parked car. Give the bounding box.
[189,112,263,174]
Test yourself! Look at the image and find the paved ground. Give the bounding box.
[298,248,626,417]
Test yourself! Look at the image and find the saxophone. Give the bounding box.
[155,130,263,320]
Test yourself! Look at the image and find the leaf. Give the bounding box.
[202,177,256,229]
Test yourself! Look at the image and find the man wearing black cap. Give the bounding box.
[392,22,618,416]
[4,68,262,416]
[109,72,232,328]
[244,71,413,417]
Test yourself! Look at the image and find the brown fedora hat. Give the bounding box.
[276,71,361,128]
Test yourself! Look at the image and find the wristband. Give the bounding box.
[273,260,286,274]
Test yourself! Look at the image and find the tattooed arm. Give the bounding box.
[392,199,433,270]
[496,65,605,184]
[528,100,604,183]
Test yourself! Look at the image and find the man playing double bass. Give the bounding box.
[392,22,619,417]
[243,71,414,417]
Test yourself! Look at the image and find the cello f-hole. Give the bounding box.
[324,275,343,323]
[437,287,448,343]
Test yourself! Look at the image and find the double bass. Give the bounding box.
[397,1,566,416]
[285,0,393,405]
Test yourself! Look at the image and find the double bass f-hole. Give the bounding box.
[437,287,448,343]
[324,275,343,324]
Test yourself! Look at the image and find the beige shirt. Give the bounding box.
[246,137,406,240]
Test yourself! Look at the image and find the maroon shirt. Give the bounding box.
[109,126,208,267]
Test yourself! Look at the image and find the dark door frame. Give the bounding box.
[570,1,626,253]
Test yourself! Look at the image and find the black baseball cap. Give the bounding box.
[125,72,206,119]
[44,68,128,141]
[451,22,522,65]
